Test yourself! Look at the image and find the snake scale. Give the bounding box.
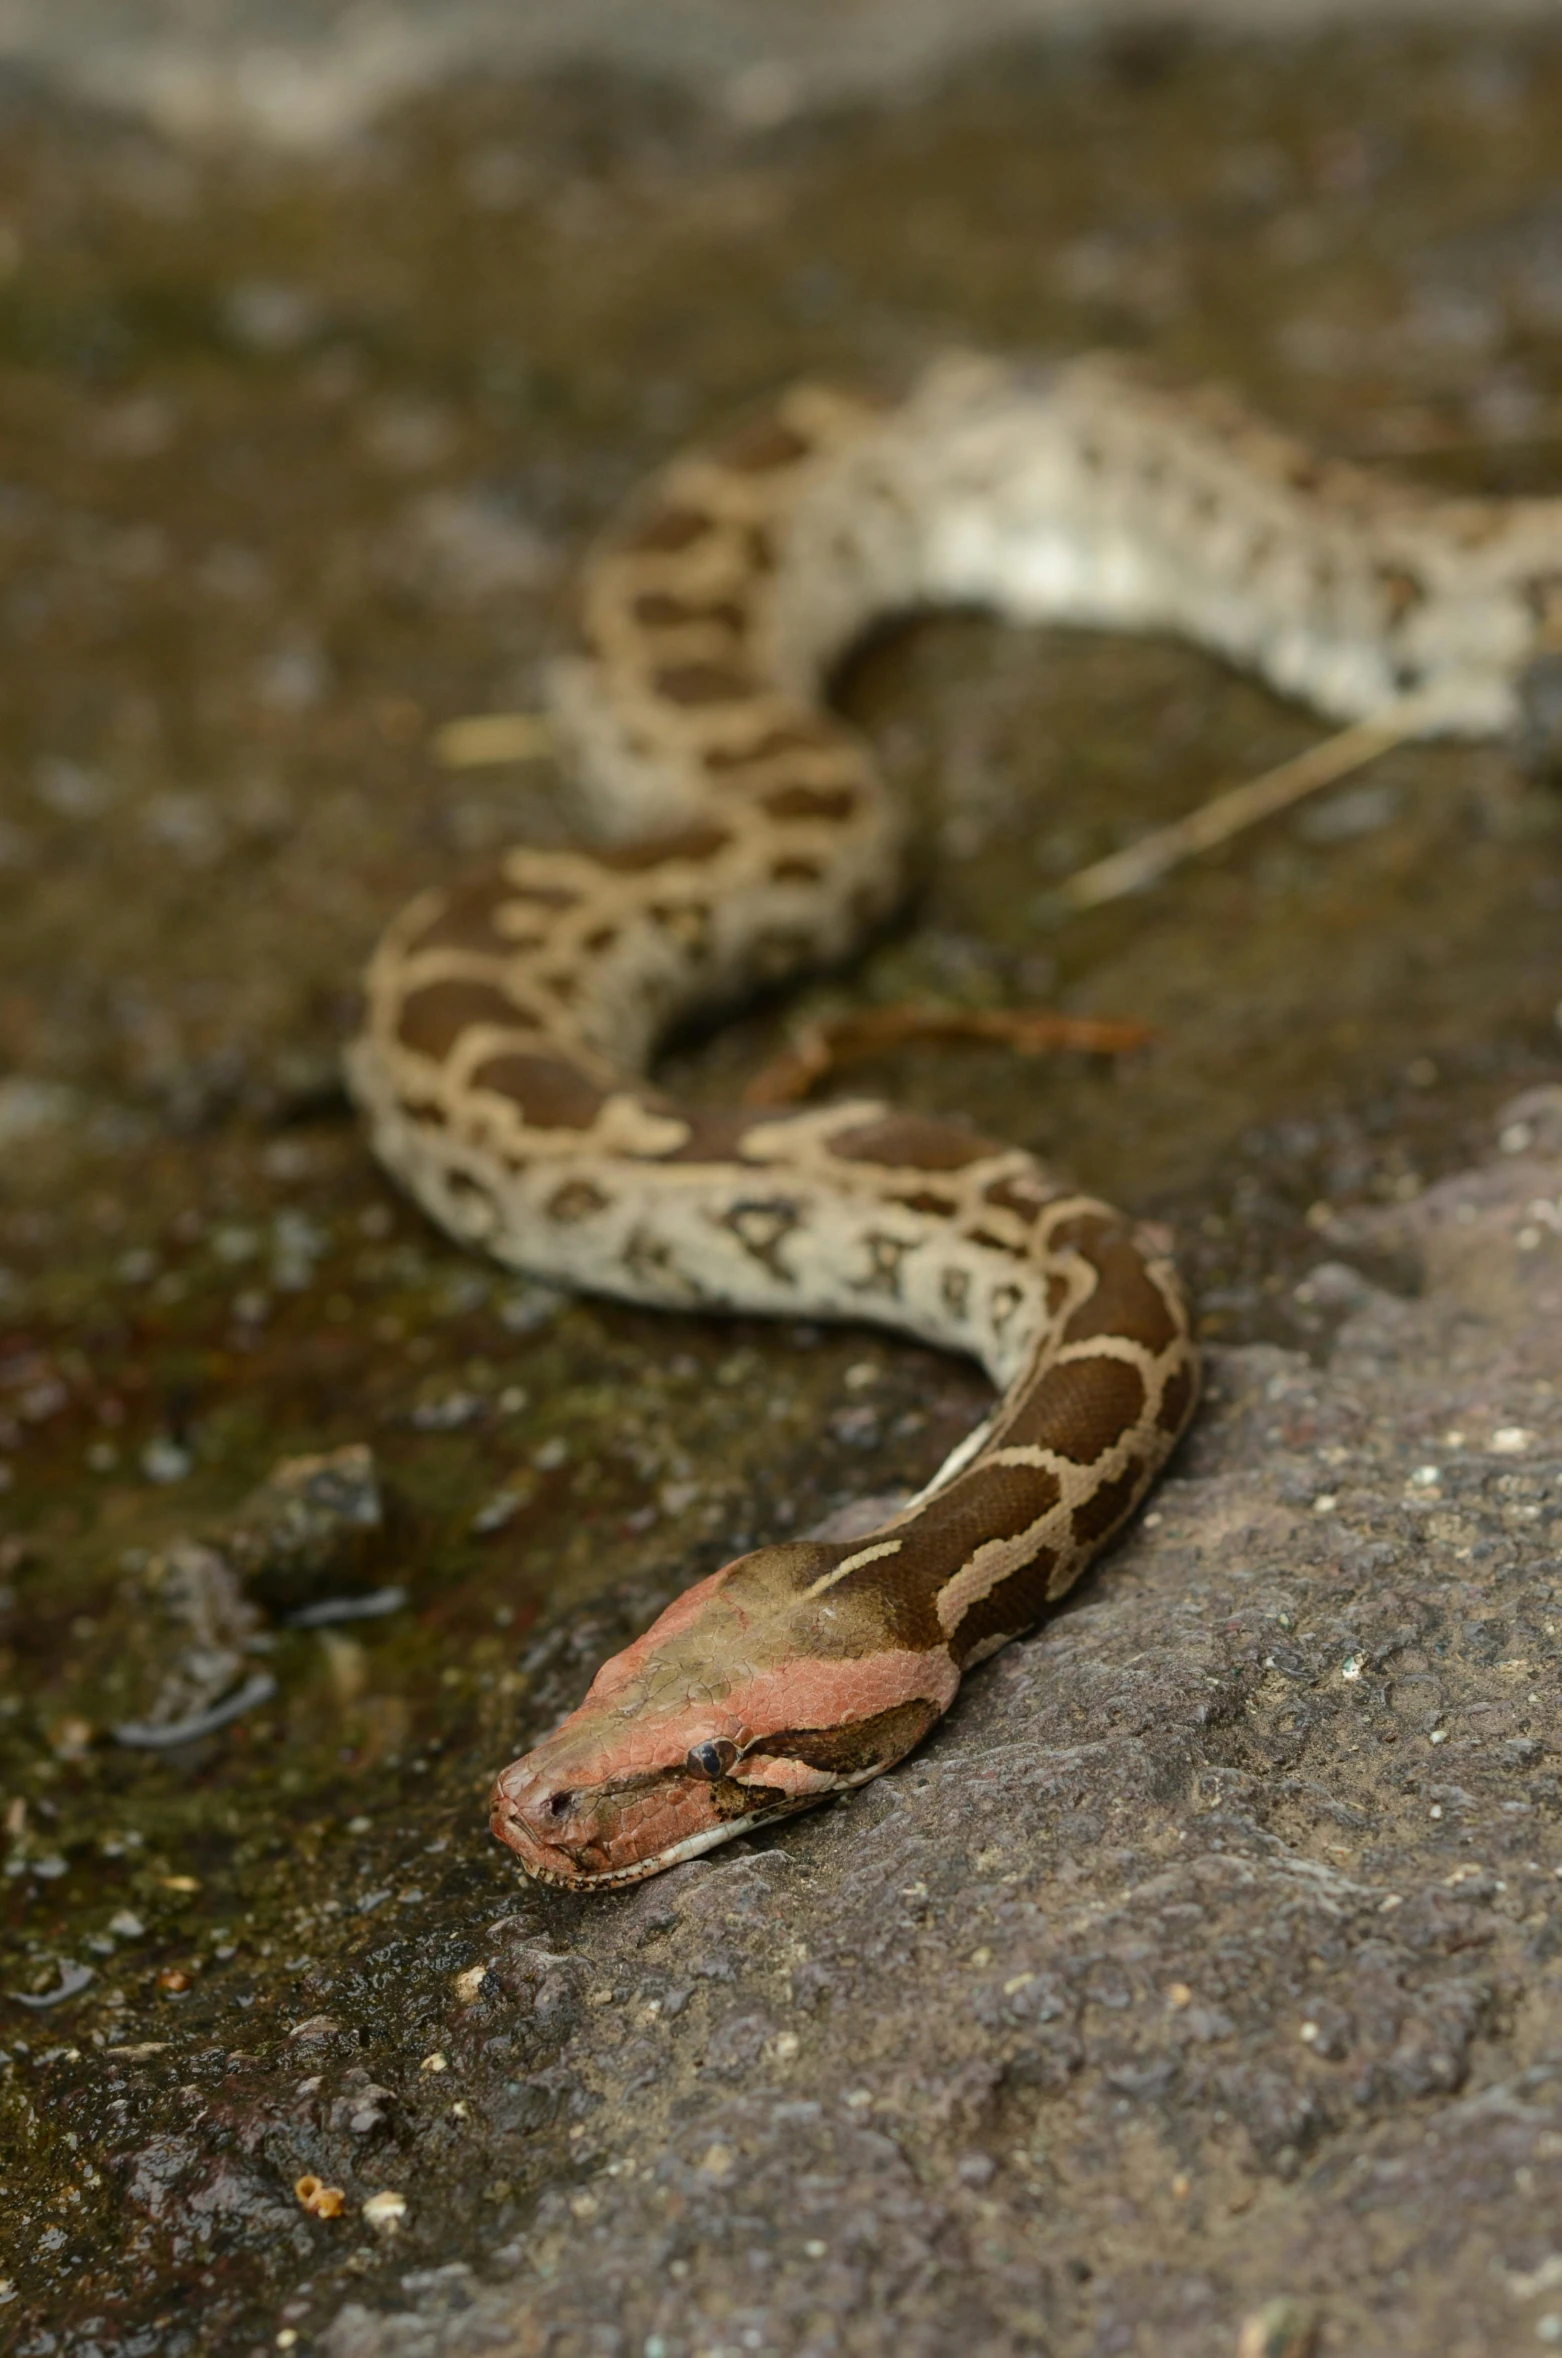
[349,352,1562,1890]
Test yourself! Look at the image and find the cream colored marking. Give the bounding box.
[803,1537,905,1597]
[936,1513,1066,1634]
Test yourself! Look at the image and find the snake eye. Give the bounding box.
[685,1739,737,1781]
[547,1790,575,1819]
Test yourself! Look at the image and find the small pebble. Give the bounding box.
[1236,2297,1316,2358]
[294,2174,345,2219]
[140,1437,191,1484]
[471,1489,522,1536]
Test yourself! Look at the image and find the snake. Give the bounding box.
[348,351,1562,1890]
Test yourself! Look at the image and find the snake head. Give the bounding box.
[489,1542,955,1889]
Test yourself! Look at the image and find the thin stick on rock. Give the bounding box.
[745,1004,1152,1108]
[1056,688,1450,912]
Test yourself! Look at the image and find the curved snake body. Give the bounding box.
[349,354,1562,1889]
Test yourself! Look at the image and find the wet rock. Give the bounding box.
[112,1540,271,1748]
[223,1443,387,1615]
[1515,650,1562,782]
[1496,1083,1562,1160]
[329,2072,397,2138]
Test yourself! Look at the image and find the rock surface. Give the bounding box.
[5,0,1554,150]
[2,24,1562,2352]
[321,1115,1562,2358]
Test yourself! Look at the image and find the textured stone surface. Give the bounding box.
[3,23,1562,2352]
[319,1115,1562,2358]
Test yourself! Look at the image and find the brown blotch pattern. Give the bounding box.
[1156,1361,1197,1437]
[1070,1457,1146,1546]
[501,878,581,911]
[703,718,845,771]
[471,1052,607,1130]
[632,592,748,633]
[947,1543,1061,1664]
[907,1461,1064,1603]
[396,979,538,1062]
[547,1178,611,1224]
[406,875,515,958]
[657,1107,762,1166]
[983,1175,1051,1222]
[1056,1218,1182,1354]
[594,823,732,874]
[1001,1356,1147,1463]
[756,1697,939,1779]
[891,1188,958,1218]
[717,415,815,473]
[655,662,754,707]
[721,1199,801,1281]
[761,783,858,822]
[852,1232,913,1298]
[831,1114,996,1171]
[623,505,713,554]
[967,1224,1027,1261]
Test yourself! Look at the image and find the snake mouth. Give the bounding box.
[498,1805,804,1890]
[490,1768,811,1890]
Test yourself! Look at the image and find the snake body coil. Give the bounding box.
[349,355,1562,1888]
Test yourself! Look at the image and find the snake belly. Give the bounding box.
[348,353,1562,1890]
